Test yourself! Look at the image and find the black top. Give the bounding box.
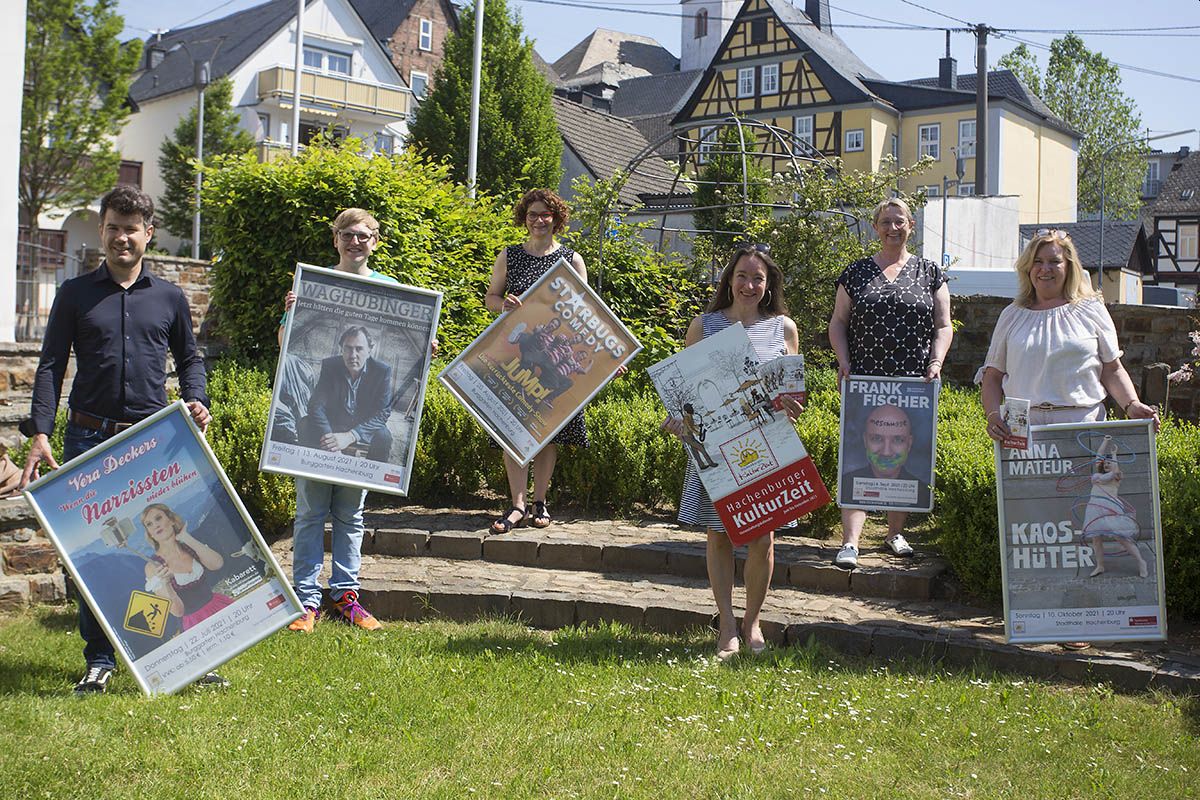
[835,255,947,377]
[28,262,209,436]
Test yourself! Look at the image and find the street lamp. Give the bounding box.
[1098,128,1194,290]
[467,0,485,198]
[940,152,966,269]
[192,60,210,260]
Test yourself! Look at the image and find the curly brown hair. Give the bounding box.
[512,189,570,235]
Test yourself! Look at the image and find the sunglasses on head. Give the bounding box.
[733,241,771,255]
[1034,228,1070,241]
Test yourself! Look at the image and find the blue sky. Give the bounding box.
[112,0,1198,150]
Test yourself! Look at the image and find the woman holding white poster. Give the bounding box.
[484,189,590,534]
[665,245,801,660]
[828,198,952,569]
[980,230,1160,437]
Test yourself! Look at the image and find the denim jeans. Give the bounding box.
[292,477,367,609]
[63,421,117,670]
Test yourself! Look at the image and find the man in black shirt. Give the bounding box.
[19,185,212,694]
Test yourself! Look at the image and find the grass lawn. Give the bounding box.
[1,606,1196,800]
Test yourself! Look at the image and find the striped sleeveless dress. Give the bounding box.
[677,311,792,532]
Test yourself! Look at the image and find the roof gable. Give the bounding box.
[1150,152,1200,216]
[552,28,678,81]
[895,70,1077,137]
[348,0,459,46]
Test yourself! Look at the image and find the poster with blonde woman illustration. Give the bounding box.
[24,402,303,695]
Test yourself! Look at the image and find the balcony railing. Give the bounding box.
[257,66,410,119]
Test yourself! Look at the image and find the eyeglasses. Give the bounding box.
[338,230,375,243]
[526,211,555,222]
[733,241,771,255]
[1034,228,1070,241]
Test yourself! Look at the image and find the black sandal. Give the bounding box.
[490,506,526,535]
[529,500,551,529]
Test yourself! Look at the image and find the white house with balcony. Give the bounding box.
[114,0,413,253]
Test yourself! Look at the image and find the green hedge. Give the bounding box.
[1154,419,1200,616]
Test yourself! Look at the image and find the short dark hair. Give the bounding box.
[99,185,155,227]
[339,325,375,348]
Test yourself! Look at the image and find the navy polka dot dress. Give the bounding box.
[835,255,947,377]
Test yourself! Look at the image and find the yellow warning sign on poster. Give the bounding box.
[124,590,169,638]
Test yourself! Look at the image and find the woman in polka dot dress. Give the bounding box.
[827,197,952,569]
[484,189,589,534]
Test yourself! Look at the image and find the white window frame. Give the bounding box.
[373,132,395,155]
[844,129,864,152]
[918,123,940,160]
[737,67,755,98]
[761,63,779,95]
[958,183,975,196]
[794,115,814,152]
[257,112,271,139]
[410,70,429,99]
[958,119,976,158]
[921,184,941,197]
[303,46,351,76]
[1180,223,1199,261]
[419,19,433,51]
[891,133,899,159]
[697,126,716,164]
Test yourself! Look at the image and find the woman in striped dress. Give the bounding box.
[665,245,801,660]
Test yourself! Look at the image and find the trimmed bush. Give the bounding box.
[206,361,295,534]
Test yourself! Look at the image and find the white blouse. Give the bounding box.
[981,299,1122,407]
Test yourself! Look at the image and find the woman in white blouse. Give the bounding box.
[980,229,1159,435]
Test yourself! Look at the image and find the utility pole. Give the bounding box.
[974,24,989,197]
[467,0,485,198]
[291,0,304,156]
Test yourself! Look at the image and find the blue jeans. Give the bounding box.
[292,477,367,609]
[63,421,117,670]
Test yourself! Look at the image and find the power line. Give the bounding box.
[897,0,972,27]
[170,0,244,31]
[995,31,1200,85]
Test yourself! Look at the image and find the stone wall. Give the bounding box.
[144,255,213,339]
[944,296,1200,417]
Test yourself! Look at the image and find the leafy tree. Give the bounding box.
[998,36,1147,219]
[743,156,935,356]
[407,0,561,197]
[201,138,516,361]
[157,76,254,256]
[692,123,772,248]
[562,175,705,374]
[20,0,140,309]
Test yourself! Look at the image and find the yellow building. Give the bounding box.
[672,0,1080,225]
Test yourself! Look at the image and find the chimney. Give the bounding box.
[938,31,956,89]
[805,0,831,31]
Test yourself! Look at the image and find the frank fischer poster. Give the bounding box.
[24,402,303,696]
[440,257,640,465]
[648,323,830,545]
[837,376,938,513]
[262,264,442,495]
[997,419,1166,644]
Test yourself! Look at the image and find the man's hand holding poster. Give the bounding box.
[439,257,640,465]
[262,264,443,495]
[24,402,303,696]
[649,323,830,545]
[997,419,1166,644]
[837,376,938,512]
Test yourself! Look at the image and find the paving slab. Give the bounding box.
[362,506,949,603]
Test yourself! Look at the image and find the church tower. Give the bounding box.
[680,0,743,72]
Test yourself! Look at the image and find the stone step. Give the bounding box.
[269,543,1200,694]
[0,496,37,532]
[357,507,951,603]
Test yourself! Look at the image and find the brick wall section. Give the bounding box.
[945,296,1200,418]
[385,0,455,88]
[144,255,212,338]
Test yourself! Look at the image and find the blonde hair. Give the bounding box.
[141,503,186,551]
[1013,232,1096,308]
[331,208,380,234]
[871,197,915,225]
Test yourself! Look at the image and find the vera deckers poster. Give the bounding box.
[837,376,939,513]
[439,257,641,466]
[648,323,830,545]
[24,402,303,696]
[262,264,442,495]
[997,419,1166,644]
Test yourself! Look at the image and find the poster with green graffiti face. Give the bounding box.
[439,258,640,466]
[996,418,1166,644]
[837,376,938,512]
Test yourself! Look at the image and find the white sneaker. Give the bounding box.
[885,534,914,557]
[834,543,858,569]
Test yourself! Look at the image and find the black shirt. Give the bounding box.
[28,262,209,435]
